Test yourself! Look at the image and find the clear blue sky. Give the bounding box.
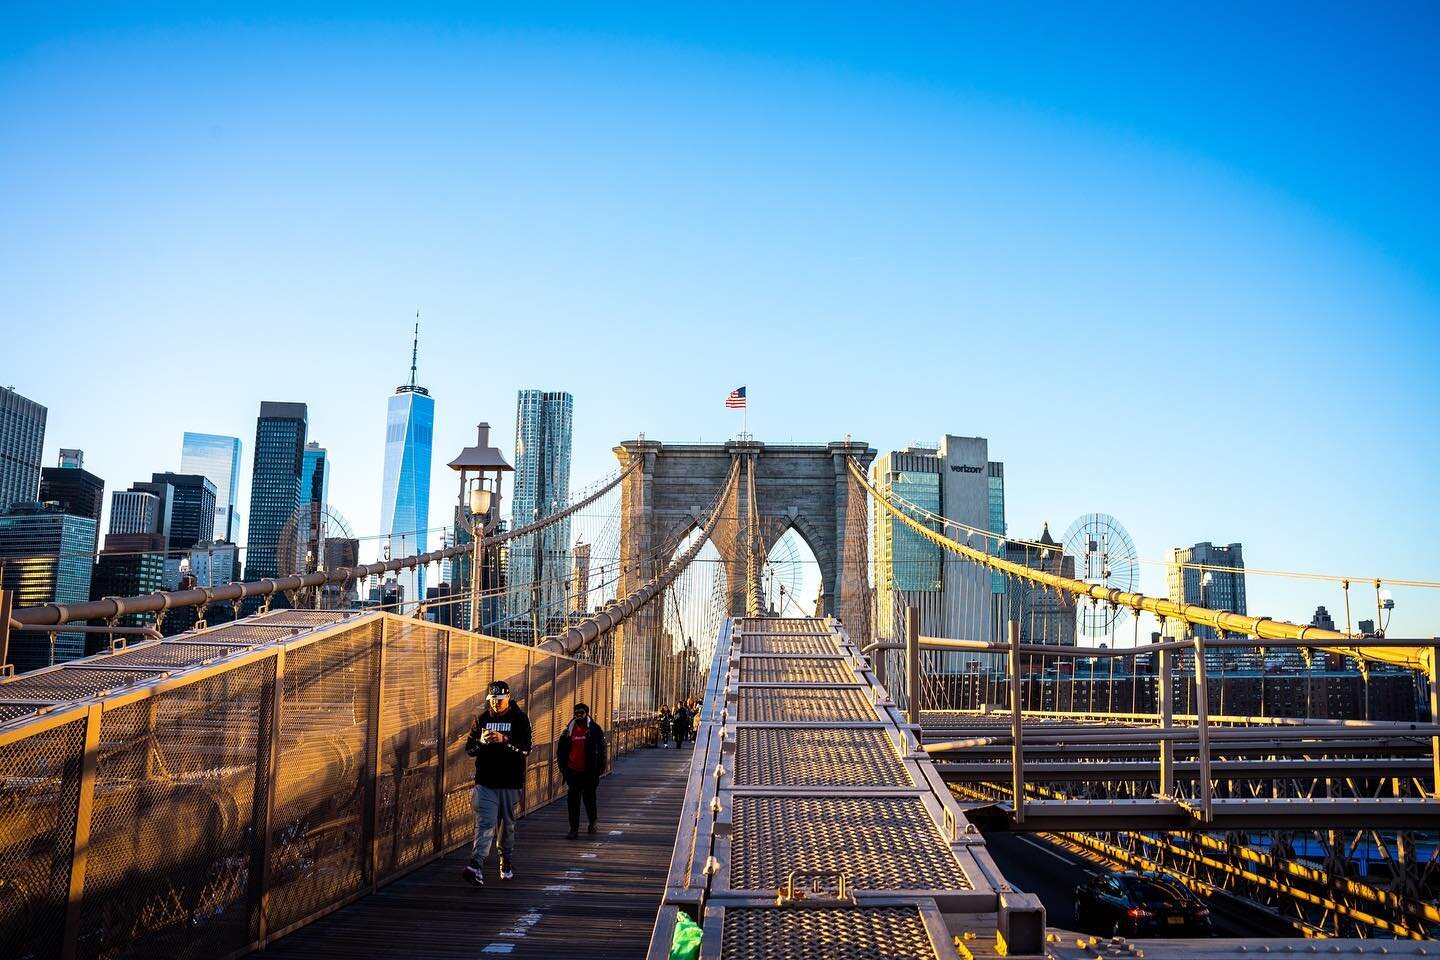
[3,3,1437,637]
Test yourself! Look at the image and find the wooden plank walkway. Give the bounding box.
[261,745,695,959]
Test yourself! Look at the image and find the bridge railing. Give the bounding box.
[0,609,642,960]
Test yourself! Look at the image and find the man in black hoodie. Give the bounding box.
[556,702,607,840]
[462,680,532,886]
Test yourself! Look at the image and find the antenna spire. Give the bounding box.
[409,312,419,388]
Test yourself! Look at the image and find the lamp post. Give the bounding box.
[447,423,513,633]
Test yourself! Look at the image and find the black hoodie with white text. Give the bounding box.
[465,705,533,790]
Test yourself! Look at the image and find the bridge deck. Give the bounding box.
[261,746,691,959]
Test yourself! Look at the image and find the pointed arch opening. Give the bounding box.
[764,525,823,617]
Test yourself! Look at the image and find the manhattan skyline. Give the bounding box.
[1,5,1437,638]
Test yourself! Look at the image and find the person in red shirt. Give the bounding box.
[556,702,607,840]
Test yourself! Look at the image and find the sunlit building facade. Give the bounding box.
[181,432,242,542]
[245,402,307,584]
[872,435,1005,666]
[0,502,96,670]
[379,335,434,608]
[508,390,572,636]
[0,387,47,515]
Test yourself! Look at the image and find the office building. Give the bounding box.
[872,435,1005,665]
[508,390,573,635]
[245,402,307,584]
[0,502,96,671]
[1168,541,1248,668]
[572,540,592,613]
[181,433,242,541]
[108,490,161,536]
[149,473,216,552]
[379,326,434,608]
[91,533,168,637]
[188,541,239,590]
[39,451,104,555]
[0,386,47,514]
[301,442,329,507]
[1002,523,1077,646]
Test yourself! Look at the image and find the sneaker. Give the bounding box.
[462,865,484,887]
[565,830,578,840]
[499,858,514,880]
[587,822,597,835]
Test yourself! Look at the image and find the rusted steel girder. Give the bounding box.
[850,458,1432,675]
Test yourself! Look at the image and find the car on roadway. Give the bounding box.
[1073,870,1213,937]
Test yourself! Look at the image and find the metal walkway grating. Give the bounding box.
[94,642,248,670]
[0,667,166,703]
[737,686,875,723]
[729,795,971,891]
[720,906,939,960]
[740,617,834,635]
[735,727,912,787]
[740,633,839,655]
[740,656,854,684]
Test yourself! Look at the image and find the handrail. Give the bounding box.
[538,456,740,656]
[10,460,638,630]
[850,458,1433,675]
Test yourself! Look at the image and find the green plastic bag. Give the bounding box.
[669,911,702,960]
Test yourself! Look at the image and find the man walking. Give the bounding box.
[672,700,691,748]
[556,702,607,840]
[463,680,532,886]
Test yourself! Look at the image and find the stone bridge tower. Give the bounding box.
[611,438,875,714]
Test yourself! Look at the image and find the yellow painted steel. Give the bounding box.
[850,459,1431,675]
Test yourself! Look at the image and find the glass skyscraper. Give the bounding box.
[301,442,329,507]
[379,330,433,608]
[508,390,573,637]
[0,503,96,671]
[872,435,1005,662]
[0,386,47,514]
[245,402,307,584]
[181,432,242,542]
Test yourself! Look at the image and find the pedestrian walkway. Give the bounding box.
[261,746,694,959]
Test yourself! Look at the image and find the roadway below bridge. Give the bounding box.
[980,831,1296,940]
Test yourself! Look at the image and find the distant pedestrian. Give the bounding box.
[672,701,692,748]
[686,698,700,742]
[462,680,532,886]
[657,704,673,748]
[557,702,607,839]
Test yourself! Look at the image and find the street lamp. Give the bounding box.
[448,423,513,633]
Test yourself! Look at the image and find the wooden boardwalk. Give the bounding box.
[262,745,694,959]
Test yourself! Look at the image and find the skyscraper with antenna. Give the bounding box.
[379,315,435,609]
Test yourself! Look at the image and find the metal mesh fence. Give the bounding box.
[265,619,377,934]
[374,619,442,879]
[0,717,86,960]
[76,658,273,960]
[0,611,622,960]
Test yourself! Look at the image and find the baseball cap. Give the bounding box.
[487,681,511,698]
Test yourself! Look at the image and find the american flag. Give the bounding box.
[725,386,747,409]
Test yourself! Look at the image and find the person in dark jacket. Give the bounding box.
[672,701,691,748]
[462,680,532,886]
[556,702,607,839]
[657,704,673,748]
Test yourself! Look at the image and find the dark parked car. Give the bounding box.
[1073,871,1213,937]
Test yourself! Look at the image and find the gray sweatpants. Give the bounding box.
[470,785,520,868]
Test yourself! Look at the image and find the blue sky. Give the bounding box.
[2,3,1437,637]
